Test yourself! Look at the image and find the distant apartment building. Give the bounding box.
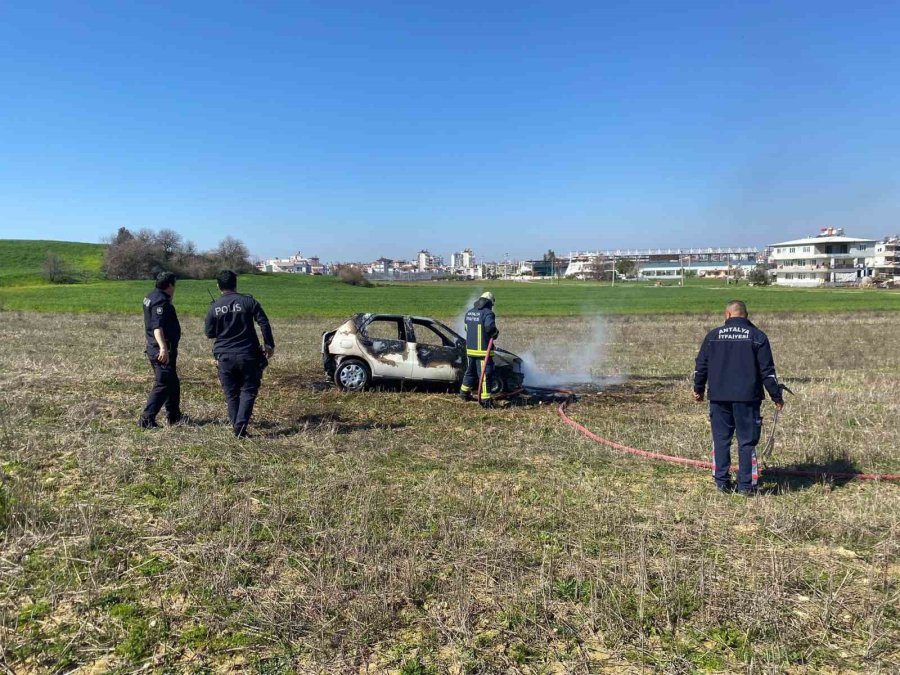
[370,257,395,274]
[416,250,438,272]
[461,248,474,268]
[873,236,900,280]
[257,252,324,274]
[449,248,475,270]
[769,228,877,286]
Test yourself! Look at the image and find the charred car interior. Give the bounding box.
[322,313,524,393]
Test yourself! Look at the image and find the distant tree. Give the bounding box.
[581,257,612,281]
[102,228,254,280]
[747,264,770,285]
[111,227,134,245]
[614,259,636,276]
[156,229,182,262]
[103,237,160,279]
[338,266,371,287]
[42,253,76,284]
[213,236,253,273]
[543,249,556,262]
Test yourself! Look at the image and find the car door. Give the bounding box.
[359,315,413,379]
[409,319,465,382]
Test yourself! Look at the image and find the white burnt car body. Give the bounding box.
[322,313,524,392]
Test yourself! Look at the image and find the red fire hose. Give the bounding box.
[557,399,900,482]
[473,340,896,481]
[475,338,495,401]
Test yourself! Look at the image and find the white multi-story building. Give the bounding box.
[257,252,314,274]
[769,228,877,286]
[461,248,475,268]
[873,236,900,281]
[416,250,434,272]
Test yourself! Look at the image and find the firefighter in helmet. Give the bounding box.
[460,291,498,408]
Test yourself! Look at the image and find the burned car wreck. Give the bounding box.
[322,313,525,393]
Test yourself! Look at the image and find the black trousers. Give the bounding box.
[141,353,181,422]
[709,401,762,490]
[217,353,263,434]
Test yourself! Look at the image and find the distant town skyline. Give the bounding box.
[2,3,899,260]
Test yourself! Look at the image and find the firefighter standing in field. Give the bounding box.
[693,300,784,495]
[460,291,499,409]
[138,272,184,429]
[204,270,275,437]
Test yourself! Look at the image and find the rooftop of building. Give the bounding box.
[771,235,876,247]
[771,228,876,247]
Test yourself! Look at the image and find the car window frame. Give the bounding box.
[411,319,456,348]
[362,315,408,343]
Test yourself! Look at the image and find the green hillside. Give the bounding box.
[0,239,106,286]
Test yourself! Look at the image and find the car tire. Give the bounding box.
[335,359,371,391]
[490,371,508,395]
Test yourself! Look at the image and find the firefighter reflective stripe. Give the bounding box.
[480,379,491,400]
[462,356,493,399]
[467,317,488,355]
[751,448,759,486]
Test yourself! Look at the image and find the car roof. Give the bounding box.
[355,313,437,322]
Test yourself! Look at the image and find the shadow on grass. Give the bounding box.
[761,458,862,492]
[502,391,575,408]
[255,414,407,437]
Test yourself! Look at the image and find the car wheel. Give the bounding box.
[490,371,508,395]
[335,359,370,391]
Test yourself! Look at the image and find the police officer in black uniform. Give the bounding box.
[204,270,275,437]
[693,300,784,495]
[139,272,183,428]
[460,291,498,409]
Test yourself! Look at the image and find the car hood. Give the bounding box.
[491,347,522,371]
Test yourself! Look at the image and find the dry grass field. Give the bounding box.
[1,311,898,673]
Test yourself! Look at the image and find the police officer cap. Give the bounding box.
[480,291,495,303]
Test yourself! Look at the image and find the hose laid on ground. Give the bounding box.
[556,398,900,482]
[474,340,896,481]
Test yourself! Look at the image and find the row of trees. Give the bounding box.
[103,228,254,280]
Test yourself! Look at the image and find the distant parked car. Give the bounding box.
[322,313,525,393]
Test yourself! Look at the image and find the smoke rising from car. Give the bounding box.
[519,315,623,387]
[454,290,484,334]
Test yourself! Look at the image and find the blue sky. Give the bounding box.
[1,1,899,261]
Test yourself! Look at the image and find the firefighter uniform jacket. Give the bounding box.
[693,317,783,404]
[465,298,498,357]
[204,291,275,359]
[143,288,181,357]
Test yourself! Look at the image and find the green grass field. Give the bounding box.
[2,312,898,672]
[2,274,900,317]
[0,239,106,286]
[2,239,899,316]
